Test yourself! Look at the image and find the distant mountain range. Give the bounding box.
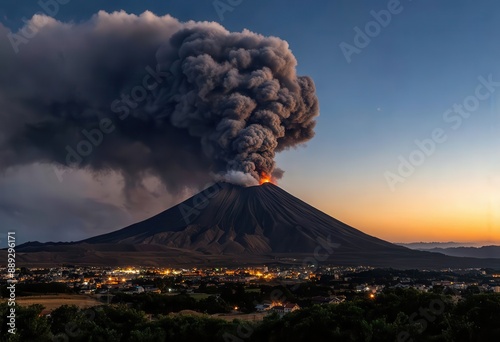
[397,242,489,249]
[398,243,500,259]
[8,183,500,269]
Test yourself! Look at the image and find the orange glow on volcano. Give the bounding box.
[259,173,273,185]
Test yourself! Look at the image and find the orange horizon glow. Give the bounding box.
[283,176,500,244]
[324,199,500,244]
[335,208,500,244]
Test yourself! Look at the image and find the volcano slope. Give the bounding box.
[13,183,500,269]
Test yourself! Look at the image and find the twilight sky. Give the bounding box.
[1,0,500,245]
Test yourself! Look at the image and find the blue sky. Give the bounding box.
[1,0,500,244]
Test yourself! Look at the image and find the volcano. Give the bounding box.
[82,182,399,254]
[13,182,500,269]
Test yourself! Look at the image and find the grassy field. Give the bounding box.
[245,288,261,293]
[211,312,267,322]
[171,310,267,321]
[2,294,102,312]
[188,293,212,300]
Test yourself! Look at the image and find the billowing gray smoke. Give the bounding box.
[0,11,319,191]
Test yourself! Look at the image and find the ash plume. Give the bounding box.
[213,170,259,187]
[0,11,319,191]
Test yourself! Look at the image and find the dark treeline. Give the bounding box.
[111,293,230,315]
[0,283,74,297]
[1,289,500,341]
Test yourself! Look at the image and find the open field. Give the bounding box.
[245,288,261,293]
[211,312,267,322]
[171,310,268,322]
[188,293,212,300]
[1,294,102,312]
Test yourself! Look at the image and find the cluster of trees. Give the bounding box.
[112,283,263,314]
[1,289,500,341]
[111,293,230,315]
[0,303,237,342]
[252,289,500,341]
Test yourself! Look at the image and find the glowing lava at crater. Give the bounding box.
[259,173,273,185]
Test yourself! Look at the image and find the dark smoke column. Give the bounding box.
[0,12,319,189]
[151,25,319,184]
